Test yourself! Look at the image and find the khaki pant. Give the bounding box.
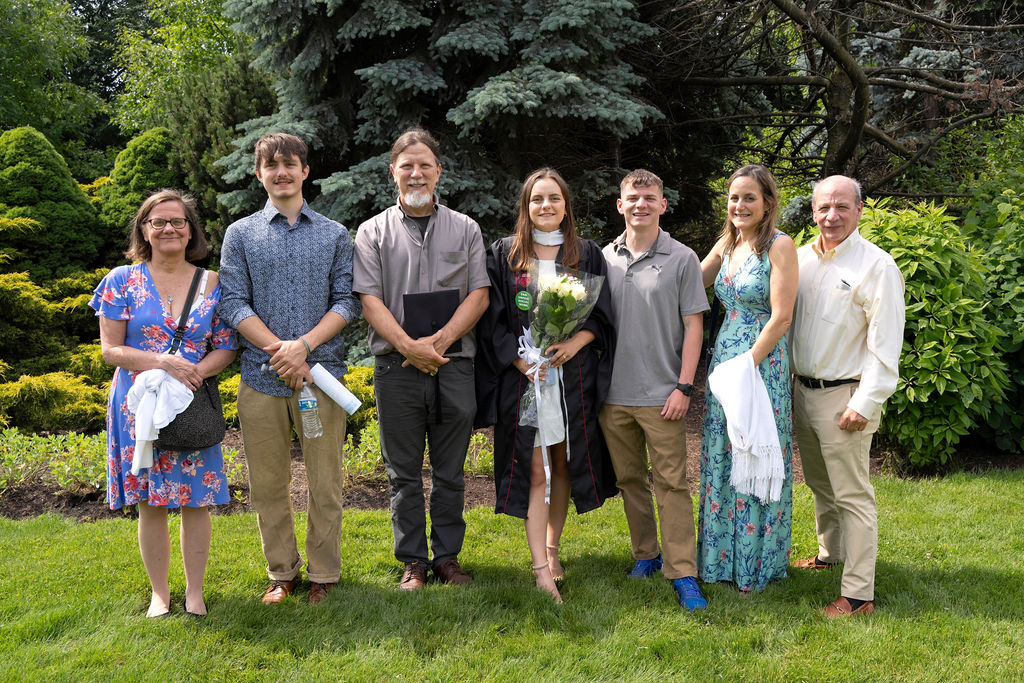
[239,380,346,584]
[793,381,878,601]
[599,404,697,579]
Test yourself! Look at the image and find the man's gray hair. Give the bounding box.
[811,176,862,205]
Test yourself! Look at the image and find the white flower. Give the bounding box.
[539,274,560,291]
[570,283,586,300]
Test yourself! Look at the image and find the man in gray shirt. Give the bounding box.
[353,128,489,590]
[600,169,710,610]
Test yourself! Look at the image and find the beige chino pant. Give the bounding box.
[599,404,698,579]
[239,380,347,584]
[793,381,879,601]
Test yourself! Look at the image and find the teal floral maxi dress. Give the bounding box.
[697,233,793,591]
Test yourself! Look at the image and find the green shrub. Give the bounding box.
[219,372,240,427]
[343,365,377,439]
[465,430,495,476]
[97,127,181,237]
[67,344,113,387]
[343,418,383,482]
[221,445,247,500]
[0,215,40,266]
[857,200,1009,468]
[0,427,50,491]
[47,267,108,344]
[0,427,105,495]
[963,182,1024,454]
[0,127,101,278]
[0,272,58,365]
[46,431,106,494]
[0,372,107,433]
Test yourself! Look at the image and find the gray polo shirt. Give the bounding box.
[353,201,488,358]
[602,229,709,406]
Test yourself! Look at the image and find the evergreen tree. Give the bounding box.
[114,0,274,249]
[0,127,101,279]
[97,127,181,245]
[219,0,681,242]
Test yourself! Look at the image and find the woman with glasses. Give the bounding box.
[89,189,237,618]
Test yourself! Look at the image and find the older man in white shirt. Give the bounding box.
[790,175,905,618]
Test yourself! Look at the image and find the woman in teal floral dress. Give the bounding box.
[697,165,798,591]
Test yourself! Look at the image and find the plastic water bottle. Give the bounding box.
[260,362,284,382]
[298,383,323,439]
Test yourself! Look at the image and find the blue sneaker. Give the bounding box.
[626,554,663,578]
[671,577,708,610]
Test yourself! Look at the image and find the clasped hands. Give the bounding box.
[159,353,204,391]
[264,338,311,391]
[401,330,451,375]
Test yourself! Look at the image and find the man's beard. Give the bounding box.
[403,188,433,209]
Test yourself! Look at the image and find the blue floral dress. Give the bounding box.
[89,263,238,510]
[697,234,793,591]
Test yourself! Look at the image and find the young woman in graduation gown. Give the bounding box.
[476,168,617,602]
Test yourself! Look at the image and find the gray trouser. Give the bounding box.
[373,354,474,568]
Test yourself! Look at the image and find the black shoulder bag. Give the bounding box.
[153,268,226,452]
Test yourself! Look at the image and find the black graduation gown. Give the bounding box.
[475,236,618,518]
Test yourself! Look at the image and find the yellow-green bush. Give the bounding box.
[219,372,240,427]
[0,372,107,433]
[67,344,113,387]
[344,365,377,438]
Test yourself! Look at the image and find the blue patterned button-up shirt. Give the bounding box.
[218,200,361,396]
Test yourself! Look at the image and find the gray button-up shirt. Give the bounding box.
[353,201,488,358]
[602,229,709,406]
[218,200,361,396]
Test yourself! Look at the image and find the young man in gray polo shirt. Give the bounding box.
[599,169,710,610]
[353,128,489,591]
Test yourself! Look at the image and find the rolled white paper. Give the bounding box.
[310,363,362,415]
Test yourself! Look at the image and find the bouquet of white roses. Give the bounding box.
[517,265,604,428]
[516,264,604,503]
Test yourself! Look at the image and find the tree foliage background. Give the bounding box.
[1,0,1023,467]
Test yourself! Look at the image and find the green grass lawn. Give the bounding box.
[2,471,1022,681]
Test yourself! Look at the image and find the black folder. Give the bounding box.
[403,289,462,353]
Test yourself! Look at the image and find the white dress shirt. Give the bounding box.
[790,229,906,420]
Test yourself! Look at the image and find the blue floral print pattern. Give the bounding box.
[89,263,238,510]
[697,234,793,591]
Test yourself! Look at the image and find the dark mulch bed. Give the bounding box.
[2,378,1017,522]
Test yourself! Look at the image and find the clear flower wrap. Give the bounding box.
[517,264,605,429]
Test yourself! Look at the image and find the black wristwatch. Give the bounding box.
[675,382,694,397]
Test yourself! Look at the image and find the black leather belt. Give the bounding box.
[796,375,859,390]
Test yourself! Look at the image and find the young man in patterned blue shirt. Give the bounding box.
[219,133,361,606]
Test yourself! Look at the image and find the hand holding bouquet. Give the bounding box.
[517,266,604,428]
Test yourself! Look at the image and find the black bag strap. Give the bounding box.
[168,268,204,356]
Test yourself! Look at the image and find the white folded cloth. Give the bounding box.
[126,367,194,474]
[707,351,784,503]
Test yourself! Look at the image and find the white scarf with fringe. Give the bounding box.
[708,351,784,503]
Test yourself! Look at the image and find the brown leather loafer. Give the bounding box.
[309,582,335,605]
[822,596,875,618]
[434,557,471,585]
[793,554,837,570]
[400,562,428,591]
[261,577,299,604]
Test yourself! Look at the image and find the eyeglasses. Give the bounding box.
[146,218,189,229]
